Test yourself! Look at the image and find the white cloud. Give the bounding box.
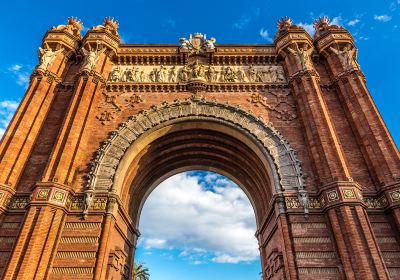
[233,15,252,29]
[330,16,342,26]
[8,64,22,72]
[297,22,315,35]
[139,172,258,264]
[374,15,392,22]
[0,100,20,139]
[6,64,31,88]
[259,28,272,42]
[347,19,360,26]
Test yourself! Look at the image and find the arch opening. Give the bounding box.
[135,170,261,279]
[86,98,308,279]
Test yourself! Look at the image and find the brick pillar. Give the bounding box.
[314,18,400,238]
[275,20,351,185]
[275,17,390,279]
[42,27,118,186]
[0,29,79,189]
[3,203,66,280]
[93,198,117,280]
[314,20,400,187]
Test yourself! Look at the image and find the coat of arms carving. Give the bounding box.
[179,33,216,54]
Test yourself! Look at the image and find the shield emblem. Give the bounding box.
[191,37,202,50]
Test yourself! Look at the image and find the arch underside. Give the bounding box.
[86,97,307,226]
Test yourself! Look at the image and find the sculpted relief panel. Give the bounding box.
[107,62,287,84]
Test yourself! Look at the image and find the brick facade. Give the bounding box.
[0,16,399,279]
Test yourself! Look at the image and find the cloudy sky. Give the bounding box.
[1,1,400,279]
[136,171,260,279]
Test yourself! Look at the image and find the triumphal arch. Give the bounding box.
[0,16,399,279]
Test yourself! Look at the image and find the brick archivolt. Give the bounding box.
[86,96,307,216]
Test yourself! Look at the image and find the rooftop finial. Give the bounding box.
[277,16,293,30]
[313,16,330,31]
[91,16,119,36]
[51,16,83,38]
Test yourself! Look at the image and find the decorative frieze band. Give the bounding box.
[298,267,340,275]
[55,251,97,259]
[107,63,287,84]
[60,237,98,244]
[52,267,94,274]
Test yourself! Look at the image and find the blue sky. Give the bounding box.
[1,1,400,279]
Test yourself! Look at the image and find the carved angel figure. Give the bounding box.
[81,42,105,72]
[179,38,190,49]
[287,44,313,70]
[205,37,216,50]
[330,44,359,71]
[37,43,63,71]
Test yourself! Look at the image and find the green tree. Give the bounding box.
[132,262,150,280]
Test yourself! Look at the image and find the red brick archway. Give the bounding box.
[1,16,399,280]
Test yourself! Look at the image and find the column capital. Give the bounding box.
[83,16,120,54]
[43,17,83,51]
[274,17,317,78]
[313,16,355,54]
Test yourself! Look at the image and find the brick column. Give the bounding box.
[275,17,390,279]
[274,18,351,185]
[42,26,119,186]
[3,185,69,280]
[314,19,400,187]
[0,28,79,189]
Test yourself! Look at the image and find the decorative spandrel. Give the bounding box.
[107,62,287,84]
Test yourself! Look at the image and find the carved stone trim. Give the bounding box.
[86,97,306,204]
[106,83,288,93]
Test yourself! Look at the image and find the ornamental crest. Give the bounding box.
[179,33,216,54]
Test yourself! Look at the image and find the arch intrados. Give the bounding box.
[117,119,277,226]
[115,117,280,200]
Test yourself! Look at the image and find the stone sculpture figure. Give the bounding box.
[81,42,105,72]
[330,44,359,71]
[192,60,205,79]
[179,65,190,82]
[236,68,247,82]
[205,37,216,50]
[247,65,258,82]
[179,33,216,54]
[222,66,237,82]
[149,68,157,82]
[109,66,122,82]
[276,67,286,83]
[83,192,93,217]
[37,43,63,71]
[169,66,177,82]
[287,44,313,70]
[52,17,83,38]
[139,69,146,82]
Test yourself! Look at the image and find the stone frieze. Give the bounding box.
[107,63,287,84]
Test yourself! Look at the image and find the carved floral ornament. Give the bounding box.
[85,97,308,213]
[107,61,287,84]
